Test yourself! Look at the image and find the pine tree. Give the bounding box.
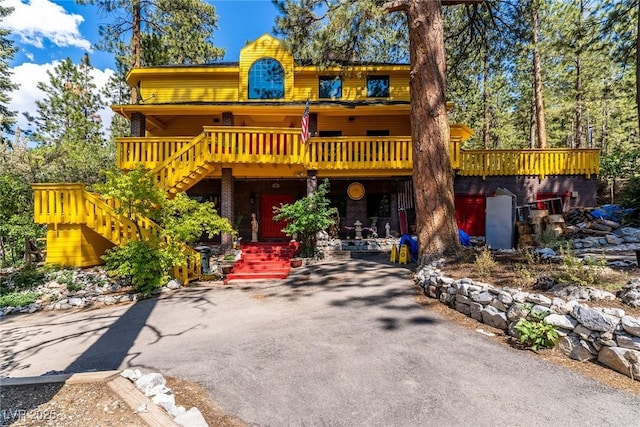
[0,0,18,142]
[77,0,226,103]
[28,55,112,184]
[274,0,484,262]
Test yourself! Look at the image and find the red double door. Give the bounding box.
[259,195,294,239]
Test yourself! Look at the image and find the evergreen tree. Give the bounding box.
[77,0,225,103]
[0,0,18,142]
[274,0,485,262]
[28,55,112,184]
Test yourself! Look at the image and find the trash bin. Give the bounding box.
[194,245,212,275]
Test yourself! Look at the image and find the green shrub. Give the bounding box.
[514,314,559,351]
[0,291,40,308]
[473,247,497,278]
[102,240,171,295]
[556,245,606,287]
[11,267,45,290]
[66,283,83,292]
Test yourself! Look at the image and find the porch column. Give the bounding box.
[131,112,146,137]
[222,112,234,126]
[307,170,318,196]
[221,168,234,250]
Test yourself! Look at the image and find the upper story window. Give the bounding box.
[248,58,284,99]
[319,76,342,99]
[367,76,389,98]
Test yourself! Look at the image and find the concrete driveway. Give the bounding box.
[3,255,640,426]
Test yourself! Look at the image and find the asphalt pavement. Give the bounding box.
[3,254,640,426]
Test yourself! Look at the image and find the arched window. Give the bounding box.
[248,58,284,99]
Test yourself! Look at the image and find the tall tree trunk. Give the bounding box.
[407,0,460,263]
[530,93,536,148]
[131,0,141,104]
[532,0,547,148]
[574,0,583,148]
[483,39,491,149]
[636,0,640,138]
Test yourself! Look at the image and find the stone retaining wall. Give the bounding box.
[415,263,640,381]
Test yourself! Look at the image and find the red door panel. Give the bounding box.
[260,195,295,239]
[455,195,486,237]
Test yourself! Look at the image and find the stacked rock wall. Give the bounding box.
[415,263,640,381]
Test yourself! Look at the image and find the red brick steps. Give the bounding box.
[224,242,300,283]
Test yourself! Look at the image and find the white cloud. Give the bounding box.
[8,62,115,133]
[3,0,92,51]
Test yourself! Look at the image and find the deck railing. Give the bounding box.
[458,148,600,179]
[115,128,600,177]
[32,184,201,282]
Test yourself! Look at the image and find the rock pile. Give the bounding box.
[120,369,208,426]
[0,268,183,317]
[415,263,640,381]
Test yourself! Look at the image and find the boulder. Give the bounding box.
[597,347,640,380]
[455,302,471,316]
[558,335,580,357]
[470,302,483,322]
[571,305,620,333]
[174,407,208,427]
[507,303,531,322]
[606,234,624,245]
[570,339,598,361]
[544,314,578,330]
[621,316,640,338]
[481,305,508,330]
[469,291,493,305]
[526,293,552,307]
[616,333,640,351]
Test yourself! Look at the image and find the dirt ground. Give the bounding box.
[4,252,640,426]
[1,376,245,427]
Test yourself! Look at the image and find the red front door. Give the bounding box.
[260,195,295,239]
[455,195,486,237]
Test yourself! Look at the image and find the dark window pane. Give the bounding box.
[366,130,390,136]
[319,76,342,99]
[248,58,284,99]
[367,76,389,97]
[318,130,342,137]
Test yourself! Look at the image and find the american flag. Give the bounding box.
[300,99,310,143]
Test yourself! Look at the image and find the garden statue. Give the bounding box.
[354,220,363,240]
[251,213,258,242]
[385,222,391,238]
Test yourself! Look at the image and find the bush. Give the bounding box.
[11,267,45,290]
[555,245,606,287]
[0,291,40,308]
[473,247,497,278]
[514,310,559,351]
[102,240,171,295]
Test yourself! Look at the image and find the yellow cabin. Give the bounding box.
[33,34,600,281]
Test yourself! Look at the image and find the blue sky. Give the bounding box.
[3,0,279,131]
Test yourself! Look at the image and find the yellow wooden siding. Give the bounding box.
[45,225,113,267]
[317,115,411,136]
[140,74,239,104]
[239,34,295,101]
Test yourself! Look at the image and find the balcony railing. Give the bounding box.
[115,128,600,178]
[458,148,600,179]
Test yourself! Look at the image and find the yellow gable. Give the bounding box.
[239,34,295,101]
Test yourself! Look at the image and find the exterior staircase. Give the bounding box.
[225,242,300,282]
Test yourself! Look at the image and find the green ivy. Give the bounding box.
[0,291,40,308]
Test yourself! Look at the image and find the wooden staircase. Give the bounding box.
[32,184,201,283]
[225,242,300,283]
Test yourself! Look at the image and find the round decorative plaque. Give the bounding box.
[347,182,365,200]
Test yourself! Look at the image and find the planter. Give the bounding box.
[290,258,303,268]
[220,262,236,274]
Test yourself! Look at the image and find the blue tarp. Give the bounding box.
[458,229,472,247]
[399,235,419,262]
